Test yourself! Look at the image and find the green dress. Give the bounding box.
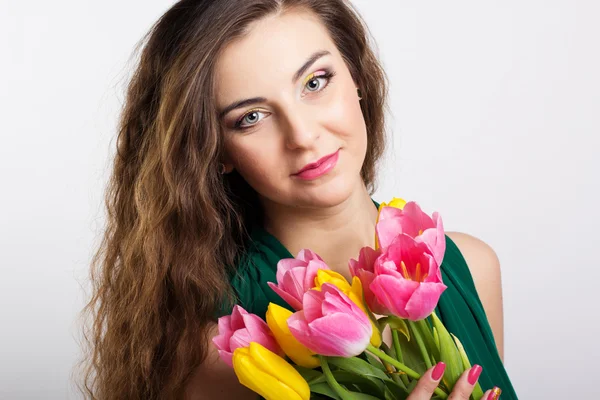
[219,199,518,399]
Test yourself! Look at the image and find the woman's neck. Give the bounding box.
[260,182,379,281]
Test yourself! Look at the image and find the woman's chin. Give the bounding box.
[290,174,363,208]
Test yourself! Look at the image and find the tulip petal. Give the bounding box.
[320,291,353,315]
[230,306,247,331]
[288,284,373,357]
[349,277,382,348]
[217,315,232,336]
[376,217,404,249]
[241,313,281,354]
[403,202,435,230]
[314,269,350,292]
[288,312,371,357]
[309,313,372,356]
[416,215,446,266]
[405,281,447,321]
[247,342,311,399]
[355,269,389,315]
[233,345,309,400]
[266,303,319,368]
[229,328,252,351]
[211,332,230,351]
[302,290,325,322]
[419,251,442,284]
[267,282,303,310]
[378,205,403,222]
[304,260,328,289]
[241,313,269,338]
[275,259,306,283]
[281,268,308,299]
[370,275,419,318]
[349,258,359,277]
[217,349,233,367]
[297,248,324,262]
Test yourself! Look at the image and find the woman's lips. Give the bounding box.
[293,149,340,180]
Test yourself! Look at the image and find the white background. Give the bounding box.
[1,1,598,398]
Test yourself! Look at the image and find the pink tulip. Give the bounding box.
[348,246,390,315]
[370,234,447,321]
[212,305,282,367]
[267,249,330,310]
[376,201,446,266]
[287,283,372,357]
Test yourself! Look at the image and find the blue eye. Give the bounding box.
[235,109,266,129]
[233,69,337,131]
[305,70,335,92]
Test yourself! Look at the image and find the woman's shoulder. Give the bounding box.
[444,231,504,360]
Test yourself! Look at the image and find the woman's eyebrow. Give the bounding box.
[291,49,331,84]
[218,49,332,120]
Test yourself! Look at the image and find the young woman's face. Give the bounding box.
[215,10,368,208]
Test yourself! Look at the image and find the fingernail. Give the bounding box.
[487,386,502,400]
[431,362,446,380]
[467,364,483,385]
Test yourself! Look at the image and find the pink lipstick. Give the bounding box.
[293,149,340,180]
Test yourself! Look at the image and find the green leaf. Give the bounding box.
[331,370,385,398]
[362,351,388,373]
[389,326,429,375]
[346,392,382,400]
[311,382,342,399]
[311,392,346,400]
[433,326,440,349]
[430,311,462,390]
[379,316,410,340]
[382,378,410,400]
[327,356,391,382]
[451,333,484,400]
[450,333,471,371]
[416,318,441,361]
[294,365,326,385]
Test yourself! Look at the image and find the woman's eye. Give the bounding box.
[304,70,335,94]
[235,109,267,129]
[233,70,336,131]
[305,76,326,91]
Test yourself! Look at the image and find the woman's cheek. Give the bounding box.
[231,144,284,189]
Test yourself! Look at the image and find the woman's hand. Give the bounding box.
[406,362,502,400]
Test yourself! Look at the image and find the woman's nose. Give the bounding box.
[281,106,321,151]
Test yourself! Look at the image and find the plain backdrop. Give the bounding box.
[1,0,599,398]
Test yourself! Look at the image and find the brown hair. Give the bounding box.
[75,0,389,398]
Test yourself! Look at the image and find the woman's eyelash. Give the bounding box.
[303,69,336,94]
[233,69,337,130]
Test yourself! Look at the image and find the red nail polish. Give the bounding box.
[487,386,502,400]
[467,365,482,385]
[431,362,446,380]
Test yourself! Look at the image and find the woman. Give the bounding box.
[77,0,516,399]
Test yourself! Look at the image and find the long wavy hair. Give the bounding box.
[75,0,389,398]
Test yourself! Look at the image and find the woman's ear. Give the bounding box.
[221,163,235,174]
[219,156,235,174]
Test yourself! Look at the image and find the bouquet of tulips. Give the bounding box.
[213,198,486,400]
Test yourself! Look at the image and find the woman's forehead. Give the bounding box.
[214,10,338,104]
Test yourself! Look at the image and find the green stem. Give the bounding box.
[391,329,411,387]
[367,344,448,399]
[408,320,433,370]
[319,356,354,400]
[379,343,406,388]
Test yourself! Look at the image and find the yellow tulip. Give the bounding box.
[379,197,407,212]
[313,270,382,348]
[266,303,320,368]
[232,342,310,400]
[375,196,407,249]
